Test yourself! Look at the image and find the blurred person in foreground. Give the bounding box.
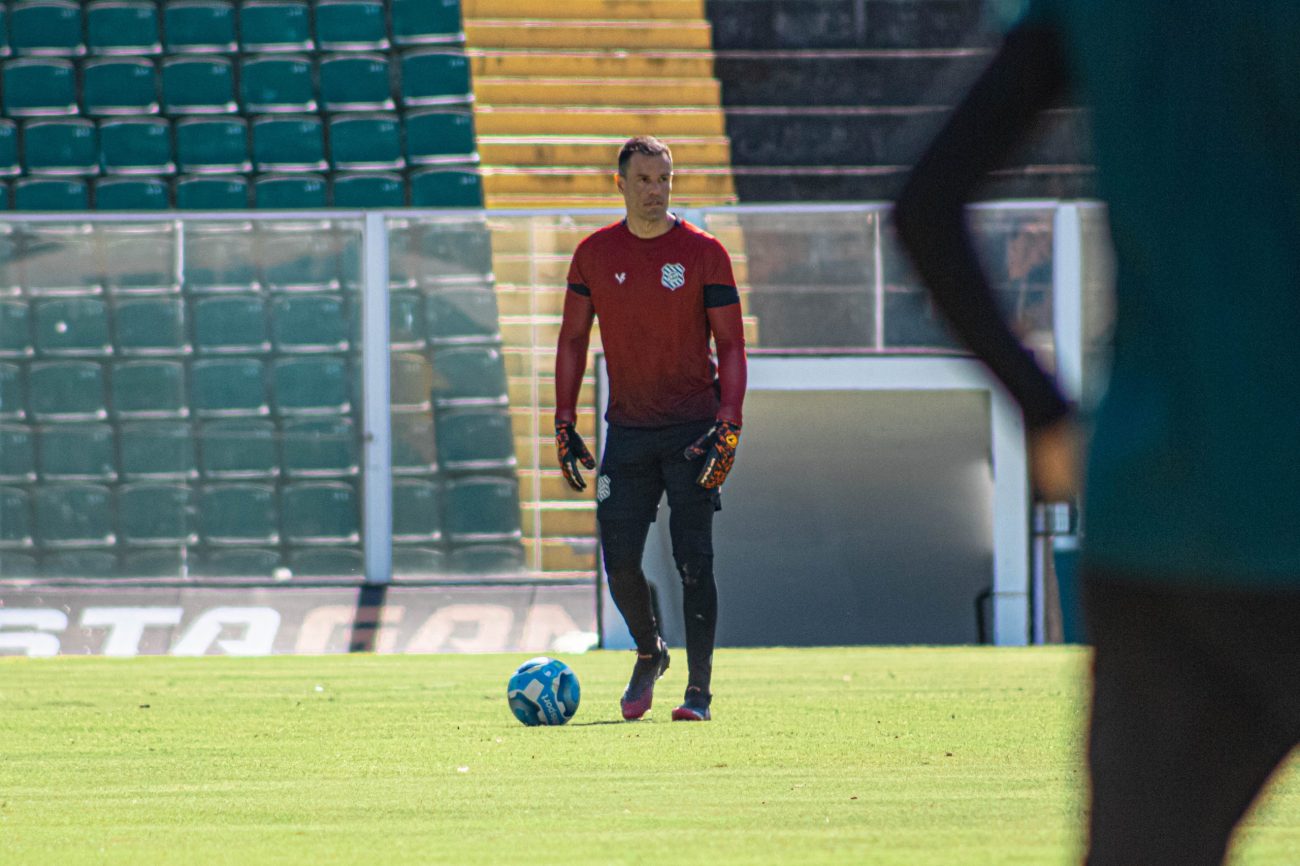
[554,135,747,722]
[894,2,1300,864]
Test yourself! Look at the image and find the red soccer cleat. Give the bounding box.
[620,640,670,720]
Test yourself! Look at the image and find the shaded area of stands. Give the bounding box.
[706,0,1093,201]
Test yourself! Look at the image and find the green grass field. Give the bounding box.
[3,647,1299,865]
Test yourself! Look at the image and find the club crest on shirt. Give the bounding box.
[661,263,686,290]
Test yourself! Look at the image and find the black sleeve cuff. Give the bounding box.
[567,282,590,297]
[704,283,739,308]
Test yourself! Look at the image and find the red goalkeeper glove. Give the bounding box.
[684,420,741,489]
[555,421,596,491]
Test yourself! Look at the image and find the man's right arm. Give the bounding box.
[554,286,595,425]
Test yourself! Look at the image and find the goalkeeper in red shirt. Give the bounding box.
[554,136,747,722]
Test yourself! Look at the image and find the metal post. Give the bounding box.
[362,212,393,585]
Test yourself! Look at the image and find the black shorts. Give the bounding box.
[596,421,721,524]
[1083,570,1300,866]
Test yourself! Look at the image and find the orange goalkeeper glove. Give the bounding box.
[684,420,741,489]
[556,421,596,492]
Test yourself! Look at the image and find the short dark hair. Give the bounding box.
[617,136,672,176]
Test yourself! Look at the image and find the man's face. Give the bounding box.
[617,152,673,222]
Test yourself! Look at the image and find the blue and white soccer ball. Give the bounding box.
[507,656,581,726]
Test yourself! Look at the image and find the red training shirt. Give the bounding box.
[566,218,740,427]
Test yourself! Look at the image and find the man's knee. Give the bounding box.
[674,552,714,588]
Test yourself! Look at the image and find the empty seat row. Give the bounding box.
[0,112,475,175]
[0,474,520,550]
[0,355,354,420]
[0,291,501,358]
[0,406,514,484]
[0,347,507,420]
[0,221,494,294]
[0,1,462,59]
[1,52,471,117]
[0,166,483,209]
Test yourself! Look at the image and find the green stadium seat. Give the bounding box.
[447,543,525,574]
[430,345,507,407]
[426,288,501,345]
[319,54,394,112]
[114,297,187,355]
[393,478,442,543]
[111,359,188,419]
[329,114,403,171]
[281,415,358,478]
[391,410,436,474]
[271,294,349,352]
[191,357,268,417]
[95,177,170,210]
[287,546,363,578]
[0,120,19,176]
[3,58,77,116]
[392,545,447,576]
[0,486,34,549]
[182,229,258,291]
[200,482,279,545]
[399,50,472,107]
[0,233,18,295]
[34,483,115,547]
[0,424,36,483]
[258,229,341,290]
[0,184,9,211]
[163,1,237,54]
[41,551,119,578]
[282,480,360,544]
[239,55,315,114]
[119,421,197,479]
[0,553,37,577]
[392,0,464,46]
[174,174,249,209]
[20,227,103,294]
[0,300,32,358]
[37,423,117,481]
[195,547,279,577]
[161,57,237,114]
[10,1,85,57]
[332,172,404,208]
[101,227,179,294]
[193,294,269,354]
[251,116,326,171]
[87,1,162,56]
[121,548,190,578]
[390,353,433,412]
[410,167,483,208]
[83,58,159,116]
[29,360,107,420]
[99,118,174,175]
[33,297,111,357]
[272,355,350,415]
[23,119,99,176]
[198,418,277,479]
[405,109,477,166]
[174,118,250,174]
[239,1,312,53]
[0,362,24,420]
[389,291,425,350]
[402,221,493,286]
[14,178,90,210]
[435,406,515,472]
[315,1,388,51]
[119,482,197,546]
[253,174,327,209]
[444,476,522,543]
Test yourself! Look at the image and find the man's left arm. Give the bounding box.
[685,262,747,488]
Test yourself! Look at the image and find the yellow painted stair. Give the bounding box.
[462,0,737,210]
